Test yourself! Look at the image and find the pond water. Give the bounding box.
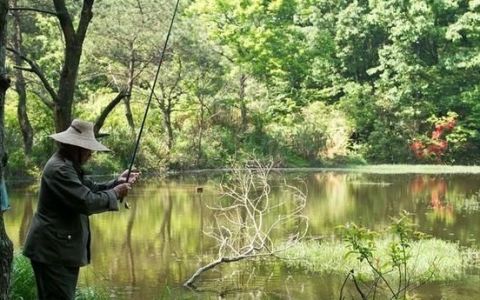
[4,170,480,299]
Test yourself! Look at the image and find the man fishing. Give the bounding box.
[23,119,140,300]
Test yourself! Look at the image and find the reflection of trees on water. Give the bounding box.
[18,196,33,246]
[312,172,350,220]
[308,172,391,229]
[8,175,480,298]
[409,175,480,246]
[196,189,204,253]
[159,188,172,256]
[123,201,137,285]
[410,176,454,223]
[190,262,340,299]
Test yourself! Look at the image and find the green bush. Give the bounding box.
[9,253,36,300]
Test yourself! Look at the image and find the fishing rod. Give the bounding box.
[122,0,181,209]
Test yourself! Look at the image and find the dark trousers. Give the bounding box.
[31,260,79,300]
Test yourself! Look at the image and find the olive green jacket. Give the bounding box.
[23,152,119,267]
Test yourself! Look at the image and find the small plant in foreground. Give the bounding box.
[75,286,109,300]
[9,253,36,300]
[339,211,433,300]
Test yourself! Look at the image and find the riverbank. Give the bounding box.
[6,164,480,186]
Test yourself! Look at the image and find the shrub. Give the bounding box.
[9,253,36,300]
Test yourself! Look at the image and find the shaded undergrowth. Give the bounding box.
[9,253,108,300]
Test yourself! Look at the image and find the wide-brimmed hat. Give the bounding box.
[50,119,110,151]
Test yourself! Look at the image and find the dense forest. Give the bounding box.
[2,0,480,177]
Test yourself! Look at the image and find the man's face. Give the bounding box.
[79,148,92,165]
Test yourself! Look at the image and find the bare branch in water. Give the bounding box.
[184,159,308,288]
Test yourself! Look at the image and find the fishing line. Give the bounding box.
[123,0,181,209]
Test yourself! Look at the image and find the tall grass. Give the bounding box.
[9,253,36,300]
[75,287,109,300]
[281,238,479,282]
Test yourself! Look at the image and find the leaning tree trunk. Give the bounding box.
[12,0,33,155]
[0,0,14,298]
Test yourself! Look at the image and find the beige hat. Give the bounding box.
[50,119,110,151]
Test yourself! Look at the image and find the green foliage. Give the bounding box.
[265,101,353,163]
[282,211,478,298]
[4,90,54,178]
[9,253,36,300]
[341,223,378,263]
[282,238,470,281]
[5,0,480,176]
[366,122,413,163]
[23,14,63,85]
[338,211,435,299]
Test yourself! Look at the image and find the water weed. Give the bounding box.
[281,212,479,299]
[282,239,474,281]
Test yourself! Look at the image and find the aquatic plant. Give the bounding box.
[281,212,479,299]
[75,286,109,300]
[282,238,473,280]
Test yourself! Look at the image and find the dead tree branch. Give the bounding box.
[184,160,308,288]
[6,47,57,103]
[94,90,129,136]
[8,7,57,16]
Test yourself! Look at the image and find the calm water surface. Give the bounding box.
[5,171,480,299]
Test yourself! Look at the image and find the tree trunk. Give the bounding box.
[195,96,205,166]
[54,45,81,132]
[12,0,33,155]
[162,108,173,152]
[7,1,95,132]
[124,44,135,135]
[239,73,247,132]
[53,0,94,132]
[0,216,13,299]
[0,1,14,298]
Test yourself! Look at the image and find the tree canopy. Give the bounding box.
[2,0,480,177]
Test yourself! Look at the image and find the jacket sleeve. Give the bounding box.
[83,177,118,192]
[45,164,119,215]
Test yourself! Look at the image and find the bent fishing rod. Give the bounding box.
[122,0,181,209]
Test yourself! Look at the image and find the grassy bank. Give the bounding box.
[279,164,480,174]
